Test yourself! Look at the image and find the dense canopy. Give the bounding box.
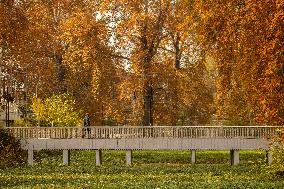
[0,0,283,126]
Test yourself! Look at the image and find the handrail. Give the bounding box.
[5,126,281,128]
[5,126,281,139]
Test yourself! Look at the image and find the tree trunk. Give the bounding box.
[54,52,66,92]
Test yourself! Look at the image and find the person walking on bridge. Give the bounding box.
[83,113,91,138]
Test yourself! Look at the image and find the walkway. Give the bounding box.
[7,126,280,166]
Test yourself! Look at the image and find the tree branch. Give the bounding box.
[109,53,130,61]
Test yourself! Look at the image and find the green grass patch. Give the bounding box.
[1,150,284,188]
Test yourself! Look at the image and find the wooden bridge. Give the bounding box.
[6,126,281,166]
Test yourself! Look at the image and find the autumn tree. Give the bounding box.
[99,0,214,126]
[1,0,122,125]
[59,8,121,124]
[0,0,28,97]
[6,0,277,127]
[99,0,172,125]
[158,0,214,125]
[195,0,284,125]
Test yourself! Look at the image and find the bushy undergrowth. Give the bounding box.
[270,134,284,177]
[0,129,26,168]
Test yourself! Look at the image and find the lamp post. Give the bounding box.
[3,87,14,127]
[136,72,168,126]
[94,103,104,126]
[143,73,155,126]
[142,84,167,126]
[101,103,104,126]
[144,85,153,126]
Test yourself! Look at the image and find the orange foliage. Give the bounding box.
[195,0,284,125]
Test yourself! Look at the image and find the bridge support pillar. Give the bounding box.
[28,150,33,166]
[63,150,70,165]
[96,150,102,165]
[266,151,272,165]
[126,150,132,166]
[230,150,239,165]
[191,150,196,164]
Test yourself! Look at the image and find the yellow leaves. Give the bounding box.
[31,97,45,121]
[60,10,107,73]
[91,63,101,96]
[31,94,81,127]
[61,13,94,44]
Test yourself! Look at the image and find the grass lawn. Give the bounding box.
[1,150,284,188]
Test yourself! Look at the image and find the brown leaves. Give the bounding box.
[7,0,283,126]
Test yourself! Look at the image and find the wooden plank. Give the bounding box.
[121,139,141,150]
[167,138,181,150]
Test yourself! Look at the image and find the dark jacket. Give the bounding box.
[83,115,91,127]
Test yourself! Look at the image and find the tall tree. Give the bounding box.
[100,0,171,125]
[1,0,121,125]
[195,0,284,125]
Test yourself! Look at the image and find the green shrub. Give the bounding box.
[31,93,82,127]
[0,129,26,168]
[269,128,284,176]
[272,145,284,176]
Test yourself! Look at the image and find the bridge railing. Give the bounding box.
[6,126,281,139]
